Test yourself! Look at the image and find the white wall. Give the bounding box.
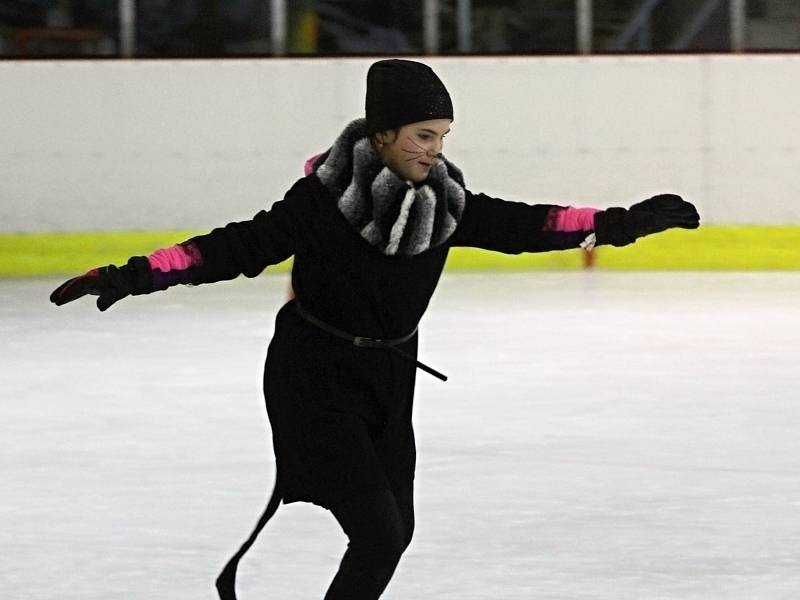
[2,55,798,232]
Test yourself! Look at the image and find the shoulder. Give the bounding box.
[279,175,329,207]
[270,175,338,225]
[459,188,499,215]
[285,173,331,197]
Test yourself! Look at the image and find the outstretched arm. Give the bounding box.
[50,180,310,311]
[450,191,699,253]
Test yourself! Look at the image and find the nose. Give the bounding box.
[428,138,443,157]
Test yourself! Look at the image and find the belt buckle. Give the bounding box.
[353,336,383,348]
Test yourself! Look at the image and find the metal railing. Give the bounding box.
[0,0,769,58]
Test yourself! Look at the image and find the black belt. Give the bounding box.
[295,301,448,382]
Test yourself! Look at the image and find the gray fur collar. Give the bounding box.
[313,119,466,256]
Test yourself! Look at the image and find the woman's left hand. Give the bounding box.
[594,194,700,247]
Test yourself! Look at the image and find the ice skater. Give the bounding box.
[50,59,700,599]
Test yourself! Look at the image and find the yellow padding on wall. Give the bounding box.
[447,226,800,270]
[591,226,800,271]
[1,226,799,278]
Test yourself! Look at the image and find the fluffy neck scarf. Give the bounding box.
[313,119,466,256]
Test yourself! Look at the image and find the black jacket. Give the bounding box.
[184,174,592,505]
[190,174,590,339]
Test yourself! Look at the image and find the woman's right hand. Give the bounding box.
[50,257,152,311]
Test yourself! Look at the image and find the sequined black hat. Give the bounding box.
[365,59,453,134]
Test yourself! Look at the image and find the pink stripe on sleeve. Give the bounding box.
[147,243,201,272]
[546,206,599,232]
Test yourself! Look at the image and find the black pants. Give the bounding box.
[324,487,414,600]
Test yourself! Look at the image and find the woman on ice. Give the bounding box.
[51,59,700,599]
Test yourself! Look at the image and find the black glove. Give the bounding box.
[593,194,700,247]
[49,256,153,311]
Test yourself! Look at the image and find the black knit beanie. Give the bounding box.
[365,59,453,134]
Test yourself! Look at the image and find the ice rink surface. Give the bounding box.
[2,272,800,600]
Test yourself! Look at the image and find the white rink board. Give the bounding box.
[1,55,800,232]
[3,272,800,599]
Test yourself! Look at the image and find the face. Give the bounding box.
[376,119,452,183]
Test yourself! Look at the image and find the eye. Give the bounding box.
[418,133,432,141]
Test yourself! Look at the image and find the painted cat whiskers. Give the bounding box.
[402,137,427,162]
